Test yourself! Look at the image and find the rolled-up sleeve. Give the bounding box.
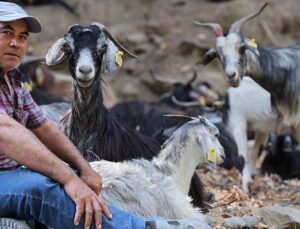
[22,85,48,129]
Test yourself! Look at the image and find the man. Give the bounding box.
[0,2,209,229]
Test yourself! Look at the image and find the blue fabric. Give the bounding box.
[0,167,145,229]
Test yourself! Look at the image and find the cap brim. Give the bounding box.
[0,14,41,33]
[23,16,41,33]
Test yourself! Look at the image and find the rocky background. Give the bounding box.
[19,0,300,100]
[12,0,300,228]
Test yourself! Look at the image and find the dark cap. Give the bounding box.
[0,1,41,33]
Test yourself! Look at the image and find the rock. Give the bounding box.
[177,40,209,56]
[258,206,300,229]
[121,82,138,100]
[145,22,169,37]
[224,216,260,228]
[126,32,148,45]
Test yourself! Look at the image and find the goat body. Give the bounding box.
[246,46,300,129]
[46,23,206,208]
[196,3,299,192]
[223,77,278,191]
[91,117,224,219]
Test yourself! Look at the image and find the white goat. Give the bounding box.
[224,77,279,192]
[90,116,225,219]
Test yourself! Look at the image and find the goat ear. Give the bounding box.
[102,39,122,75]
[46,38,68,66]
[201,48,217,65]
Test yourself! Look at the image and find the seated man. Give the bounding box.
[0,2,209,228]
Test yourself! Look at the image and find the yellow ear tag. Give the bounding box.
[24,82,33,92]
[199,96,206,106]
[248,38,258,49]
[115,51,123,67]
[207,148,217,163]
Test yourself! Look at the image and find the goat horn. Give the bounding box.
[171,96,200,107]
[67,24,80,32]
[228,3,268,34]
[149,70,178,85]
[163,114,196,121]
[193,21,223,37]
[91,22,137,58]
[186,69,198,85]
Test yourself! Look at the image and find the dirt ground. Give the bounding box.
[19,0,300,227]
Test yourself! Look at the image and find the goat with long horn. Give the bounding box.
[194,2,300,193]
[194,3,268,87]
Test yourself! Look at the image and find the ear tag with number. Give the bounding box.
[248,38,257,49]
[115,51,123,67]
[207,148,217,163]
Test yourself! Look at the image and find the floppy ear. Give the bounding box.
[102,39,122,75]
[45,38,68,66]
[201,48,217,65]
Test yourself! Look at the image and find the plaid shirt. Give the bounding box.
[0,67,48,169]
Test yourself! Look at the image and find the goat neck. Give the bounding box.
[152,119,223,195]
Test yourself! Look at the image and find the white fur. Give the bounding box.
[76,49,95,87]
[90,117,224,219]
[226,77,282,192]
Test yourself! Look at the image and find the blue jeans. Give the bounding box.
[0,167,145,229]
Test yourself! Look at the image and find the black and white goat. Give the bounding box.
[194,3,300,192]
[45,23,206,208]
[91,116,225,219]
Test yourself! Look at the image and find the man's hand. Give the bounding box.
[63,175,112,229]
[80,167,102,194]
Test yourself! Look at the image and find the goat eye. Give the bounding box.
[215,133,219,138]
[99,45,107,54]
[62,43,70,53]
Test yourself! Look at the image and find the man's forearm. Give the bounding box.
[33,121,91,173]
[0,114,76,184]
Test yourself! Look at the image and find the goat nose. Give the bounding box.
[228,72,236,79]
[79,65,92,74]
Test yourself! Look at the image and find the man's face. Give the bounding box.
[0,20,29,72]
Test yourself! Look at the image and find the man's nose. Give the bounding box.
[10,38,19,48]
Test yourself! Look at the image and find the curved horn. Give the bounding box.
[171,96,200,107]
[45,38,68,66]
[163,114,197,121]
[229,3,268,34]
[193,21,223,37]
[91,22,137,58]
[149,70,178,85]
[186,69,198,85]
